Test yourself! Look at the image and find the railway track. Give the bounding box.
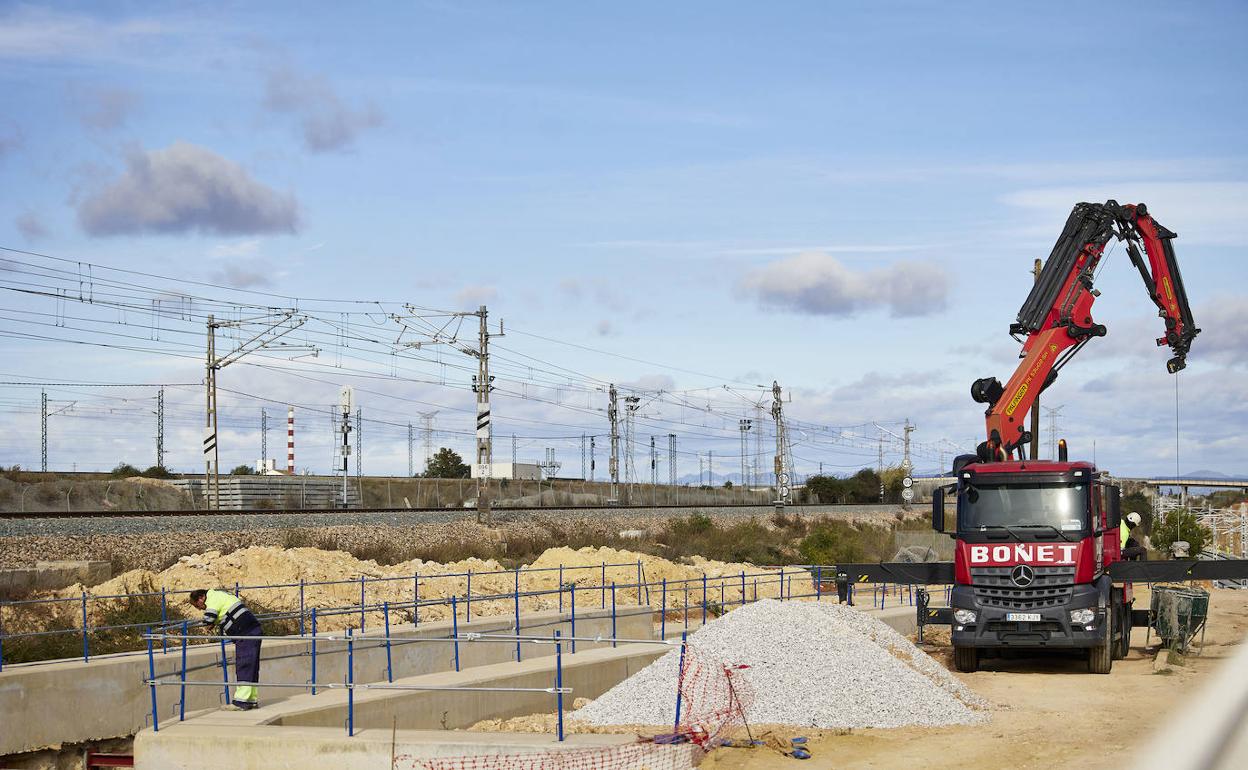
[0,501,800,520]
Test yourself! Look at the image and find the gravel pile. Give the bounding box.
[574,599,988,729]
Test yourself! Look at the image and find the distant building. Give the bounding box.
[470,462,543,481]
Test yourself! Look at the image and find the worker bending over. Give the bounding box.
[189,588,264,710]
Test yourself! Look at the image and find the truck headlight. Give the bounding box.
[1069,608,1095,625]
[954,609,977,624]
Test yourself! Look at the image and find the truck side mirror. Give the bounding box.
[1105,485,1121,530]
[932,487,946,533]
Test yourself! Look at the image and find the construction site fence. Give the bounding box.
[139,623,754,767]
[0,560,951,671]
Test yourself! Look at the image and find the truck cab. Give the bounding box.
[932,457,1131,673]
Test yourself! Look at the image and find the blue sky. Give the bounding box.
[0,1,1245,479]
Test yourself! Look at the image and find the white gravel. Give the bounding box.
[574,598,988,729]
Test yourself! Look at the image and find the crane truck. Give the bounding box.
[938,199,1198,673]
[829,201,1248,673]
[936,200,1197,673]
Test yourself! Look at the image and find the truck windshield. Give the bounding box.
[960,483,1088,533]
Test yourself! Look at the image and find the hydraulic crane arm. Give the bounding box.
[971,200,1199,460]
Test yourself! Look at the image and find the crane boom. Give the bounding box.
[970,200,1199,461]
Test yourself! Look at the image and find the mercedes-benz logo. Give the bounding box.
[1011,564,1036,587]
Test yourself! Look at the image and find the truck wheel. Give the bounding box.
[1111,599,1127,661]
[1088,610,1113,674]
[1117,604,1133,659]
[953,645,978,673]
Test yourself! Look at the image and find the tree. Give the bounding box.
[1150,507,1212,557]
[142,465,174,479]
[229,464,256,476]
[110,463,142,478]
[423,447,470,479]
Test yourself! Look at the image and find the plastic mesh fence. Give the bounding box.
[397,643,752,770]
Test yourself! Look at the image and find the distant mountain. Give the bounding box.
[1179,469,1233,479]
[1148,469,1239,480]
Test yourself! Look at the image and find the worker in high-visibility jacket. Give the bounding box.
[1121,512,1148,561]
[189,589,263,710]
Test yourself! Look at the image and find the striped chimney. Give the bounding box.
[287,407,295,475]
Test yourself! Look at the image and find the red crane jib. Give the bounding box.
[973,201,1199,460]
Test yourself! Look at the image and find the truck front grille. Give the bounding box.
[971,566,1076,610]
[973,584,1073,610]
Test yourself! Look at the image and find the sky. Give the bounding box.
[0,1,1245,480]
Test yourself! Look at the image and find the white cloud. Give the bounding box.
[15,211,47,241]
[1001,182,1248,246]
[0,7,168,61]
[75,86,141,131]
[264,66,383,153]
[211,262,274,289]
[76,142,300,236]
[621,373,675,392]
[209,239,264,259]
[739,251,948,318]
[455,285,498,308]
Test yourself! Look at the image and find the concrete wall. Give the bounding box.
[277,635,666,731]
[0,560,110,593]
[135,643,682,770]
[0,605,643,757]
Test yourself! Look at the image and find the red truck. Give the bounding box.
[836,201,1247,672]
[932,200,1196,673]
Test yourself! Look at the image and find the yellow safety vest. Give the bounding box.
[1120,521,1131,547]
[203,589,245,633]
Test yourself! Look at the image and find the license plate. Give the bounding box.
[1007,612,1042,622]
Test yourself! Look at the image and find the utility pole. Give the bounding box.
[708,450,714,485]
[667,434,676,485]
[902,420,914,473]
[204,311,309,509]
[739,419,751,488]
[590,435,596,481]
[339,387,353,508]
[878,434,885,503]
[1030,258,1042,460]
[1044,405,1065,460]
[419,411,437,472]
[354,406,362,481]
[650,435,657,486]
[902,419,915,510]
[771,381,791,508]
[407,422,414,477]
[287,407,295,476]
[607,385,619,502]
[512,434,518,478]
[259,406,266,471]
[581,434,587,480]
[41,390,47,472]
[470,306,501,522]
[623,394,640,494]
[156,388,166,470]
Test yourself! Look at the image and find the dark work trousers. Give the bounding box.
[227,613,263,704]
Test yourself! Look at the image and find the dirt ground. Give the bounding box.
[700,588,1248,770]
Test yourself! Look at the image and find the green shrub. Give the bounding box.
[110,463,142,478]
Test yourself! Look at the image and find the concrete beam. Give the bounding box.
[0,605,647,757]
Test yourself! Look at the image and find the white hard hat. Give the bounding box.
[1126,512,1142,526]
